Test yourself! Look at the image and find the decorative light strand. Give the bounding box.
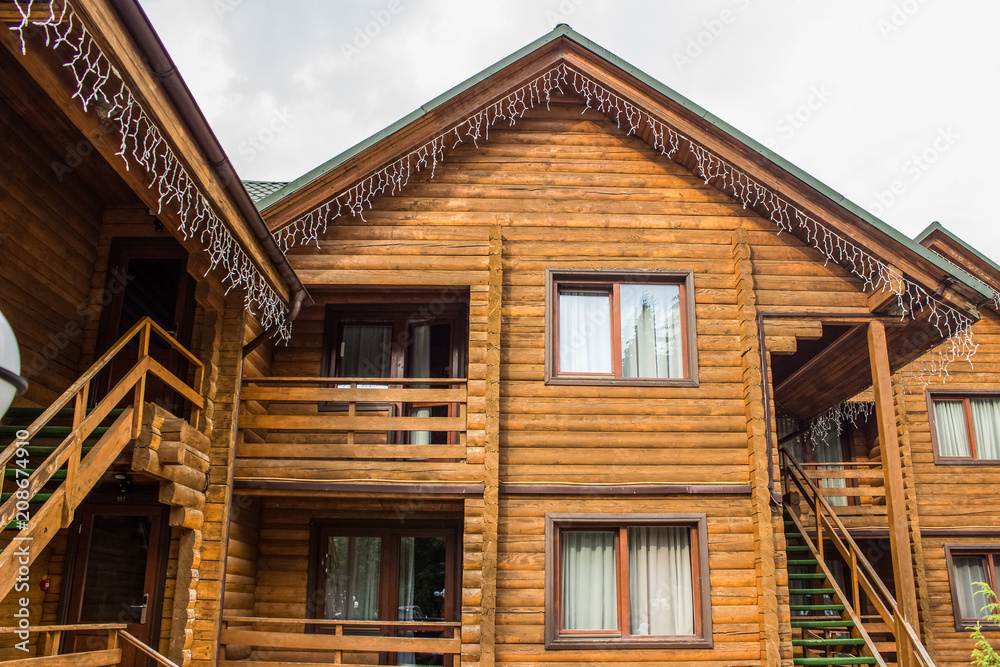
[808,399,876,450]
[9,0,291,340]
[272,61,977,378]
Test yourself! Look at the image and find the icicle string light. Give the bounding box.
[273,60,977,377]
[9,0,291,340]
[808,400,876,450]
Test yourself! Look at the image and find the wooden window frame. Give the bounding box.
[926,390,1000,465]
[944,544,1000,631]
[544,513,712,650]
[306,519,462,628]
[544,269,699,387]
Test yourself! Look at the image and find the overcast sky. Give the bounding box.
[137,0,1000,265]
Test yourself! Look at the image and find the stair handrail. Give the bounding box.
[0,316,204,542]
[781,447,937,667]
[0,316,204,465]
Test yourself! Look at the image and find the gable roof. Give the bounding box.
[244,180,290,203]
[917,222,1000,312]
[259,26,990,312]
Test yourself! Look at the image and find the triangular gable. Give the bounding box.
[917,221,1000,313]
[263,26,991,365]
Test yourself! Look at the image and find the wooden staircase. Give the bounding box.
[782,448,938,667]
[0,317,204,603]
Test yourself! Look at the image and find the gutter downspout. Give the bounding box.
[108,0,312,320]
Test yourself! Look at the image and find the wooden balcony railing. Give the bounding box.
[239,377,468,463]
[220,616,461,665]
[0,623,179,666]
[789,461,888,529]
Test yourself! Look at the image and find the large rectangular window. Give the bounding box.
[546,270,697,386]
[545,514,712,649]
[930,395,1000,463]
[309,520,461,665]
[946,546,1000,628]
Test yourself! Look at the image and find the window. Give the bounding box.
[929,394,1000,463]
[546,270,697,386]
[544,514,712,649]
[308,520,461,664]
[946,546,1000,629]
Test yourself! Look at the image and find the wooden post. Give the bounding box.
[133,322,150,438]
[480,222,503,667]
[868,320,919,666]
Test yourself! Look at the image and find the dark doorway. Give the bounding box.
[93,237,195,414]
[62,503,170,665]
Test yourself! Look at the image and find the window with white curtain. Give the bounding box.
[545,514,712,649]
[946,547,1000,628]
[932,396,1000,462]
[548,271,695,385]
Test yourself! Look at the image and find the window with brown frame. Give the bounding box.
[544,514,712,649]
[929,395,1000,463]
[945,546,1000,629]
[307,520,462,665]
[545,270,697,386]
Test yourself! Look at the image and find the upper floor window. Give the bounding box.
[544,513,712,649]
[546,270,697,386]
[930,395,1000,463]
[323,295,468,381]
[946,546,1000,628]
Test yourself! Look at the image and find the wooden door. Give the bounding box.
[93,237,195,413]
[63,504,169,665]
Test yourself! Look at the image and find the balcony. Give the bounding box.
[781,453,889,532]
[236,378,480,490]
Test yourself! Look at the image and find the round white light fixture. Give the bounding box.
[0,309,27,418]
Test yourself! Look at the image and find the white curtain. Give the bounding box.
[397,537,417,665]
[954,555,989,619]
[815,427,847,507]
[325,536,381,620]
[340,324,391,377]
[934,400,971,457]
[562,531,617,630]
[971,399,1000,459]
[628,527,694,635]
[620,284,682,379]
[559,293,612,373]
[408,324,432,445]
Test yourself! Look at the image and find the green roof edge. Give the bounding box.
[916,221,1000,281]
[257,25,992,303]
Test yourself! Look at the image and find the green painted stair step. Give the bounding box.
[0,425,109,438]
[3,469,66,481]
[789,588,836,595]
[788,559,819,566]
[792,658,875,666]
[793,637,866,647]
[792,619,855,628]
[789,572,829,580]
[790,604,845,612]
[1,492,53,503]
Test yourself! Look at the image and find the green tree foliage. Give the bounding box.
[970,583,1000,667]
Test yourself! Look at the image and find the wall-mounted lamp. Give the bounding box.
[0,309,28,418]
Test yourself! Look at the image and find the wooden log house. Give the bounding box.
[0,4,998,667]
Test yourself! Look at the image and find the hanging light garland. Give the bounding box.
[8,1,291,341]
[273,60,978,378]
[808,399,876,450]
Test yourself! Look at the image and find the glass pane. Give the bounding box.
[398,536,447,621]
[408,322,452,379]
[561,531,616,631]
[80,516,151,623]
[559,292,612,373]
[954,555,989,619]
[971,398,1000,459]
[627,526,694,635]
[934,400,971,457]
[325,536,381,620]
[620,284,682,379]
[339,324,392,377]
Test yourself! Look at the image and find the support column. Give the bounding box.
[478,223,502,667]
[868,320,920,665]
[732,229,784,666]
